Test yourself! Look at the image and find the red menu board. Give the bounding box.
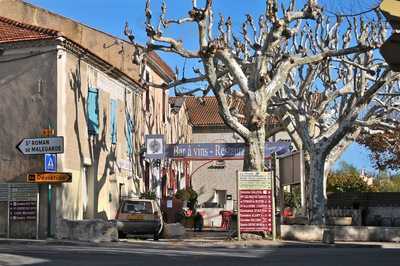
[239,190,272,232]
[238,172,273,234]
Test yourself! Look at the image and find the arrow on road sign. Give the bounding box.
[16,136,64,155]
[27,173,72,184]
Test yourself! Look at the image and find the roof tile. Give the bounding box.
[0,16,58,44]
[177,96,280,128]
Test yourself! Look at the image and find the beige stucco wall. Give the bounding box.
[191,128,243,208]
[134,67,193,194]
[0,43,58,182]
[57,49,140,220]
[191,127,290,210]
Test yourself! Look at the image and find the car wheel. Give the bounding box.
[153,231,159,241]
[118,231,127,239]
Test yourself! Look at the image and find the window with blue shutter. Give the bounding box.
[110,99,117,144]
[87,88,99,135]
[125,112,134,156]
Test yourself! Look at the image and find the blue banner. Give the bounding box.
[165,141,291,159]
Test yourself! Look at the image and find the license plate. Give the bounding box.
[128,214,144,221]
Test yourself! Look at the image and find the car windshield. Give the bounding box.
[122,201,153,214]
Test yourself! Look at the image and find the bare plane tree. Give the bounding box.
[271,13,400,223]
[124,0,396,224]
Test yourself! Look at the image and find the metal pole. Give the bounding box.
[36,192,39,240]
[47,184,51,238]
[237,171,241,241]
[272,171,276,241]
[7,184,10,239]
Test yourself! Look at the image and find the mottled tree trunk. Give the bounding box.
[243,127,266,171]
[308,152,327,225]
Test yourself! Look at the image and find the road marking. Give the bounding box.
[0,253,49,266]
[0,245,273,259]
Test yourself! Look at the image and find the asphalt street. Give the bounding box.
[0,241,400,266]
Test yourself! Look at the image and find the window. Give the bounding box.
[214,190,227,208]
[110,99,117,144]
[123,201,153,214]
[87,88,99,135]
[125,112,134,156]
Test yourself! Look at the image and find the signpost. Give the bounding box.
[145,135,165,159]
[27,173,72,184]
[16,136,64,155]
[237,172,275,240]
[16,133,65,239]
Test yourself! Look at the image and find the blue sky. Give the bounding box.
[25,0,381,173]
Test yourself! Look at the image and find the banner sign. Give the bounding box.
[165,141,290,159]
[238,172,274,233]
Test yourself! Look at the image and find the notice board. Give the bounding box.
[238,172,274,235]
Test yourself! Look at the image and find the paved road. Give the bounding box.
[0,241,400,266]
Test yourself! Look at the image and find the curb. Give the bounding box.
[0,238,397,249]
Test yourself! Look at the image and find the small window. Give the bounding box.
[110,99,117,144]
[123,201,153,214]
[87,88,99,135]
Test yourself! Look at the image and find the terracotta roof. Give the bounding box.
[0,16,59,43]
[179,96,280,128]
[182,96,228,127]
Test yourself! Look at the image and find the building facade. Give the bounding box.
[182,97,289,227]
[0,1,180,238]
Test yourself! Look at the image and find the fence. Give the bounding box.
[0,183,39,239]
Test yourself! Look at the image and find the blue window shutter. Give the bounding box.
[125,112,134,156]
[110,99,117,144]
[87,88,99,135]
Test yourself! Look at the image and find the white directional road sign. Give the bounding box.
[17,137,64,155]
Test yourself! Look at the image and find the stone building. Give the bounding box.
[181,96,290,227]
[0,1,179,238]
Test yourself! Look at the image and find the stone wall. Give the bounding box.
[281,225,400,242]
[56,219,118,243]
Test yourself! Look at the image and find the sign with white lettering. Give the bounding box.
[17,137,64,155]
[9,201,37,221]
[238,172,274,234]
[27,172,72,184]
[165,141,290,159]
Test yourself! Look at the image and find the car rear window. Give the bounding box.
[122,201,153,214]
